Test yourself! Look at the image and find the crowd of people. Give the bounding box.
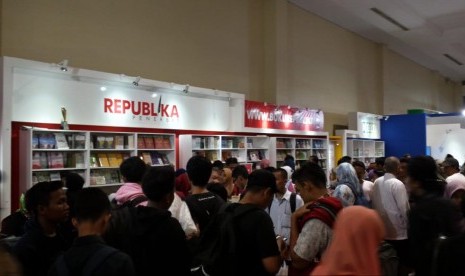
[1,152,465,275]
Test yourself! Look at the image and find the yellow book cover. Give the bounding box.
[107,153,120,167]
[98,153,110,167]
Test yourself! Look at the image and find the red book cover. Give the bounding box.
[162,137,171,149]
[143,137,155,149]
[154,137,164,149]
[137,137,146,149]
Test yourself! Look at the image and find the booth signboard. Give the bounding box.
[348,112,381,139]
[244,100,324,131]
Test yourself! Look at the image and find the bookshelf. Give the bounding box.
[346,139,385,166]
[270,137,329,171]
[19,128,176,192]
[179,135,270,168]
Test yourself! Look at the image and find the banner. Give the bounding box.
[244,100,324,131]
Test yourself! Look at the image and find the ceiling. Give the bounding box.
[290,0,465,82]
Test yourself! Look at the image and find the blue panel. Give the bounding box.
[381,114,427,157]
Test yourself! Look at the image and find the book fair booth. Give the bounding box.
[0,57,329,218]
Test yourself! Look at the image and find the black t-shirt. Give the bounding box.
[234,204,280,276]
[186,192,225,232]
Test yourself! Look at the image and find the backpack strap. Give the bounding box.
[82,246,118,275]
[313,202,337,221]
[290,193,297,213]
[121,195,147,208]
[55,254,69,276]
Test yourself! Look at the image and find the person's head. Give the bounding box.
[284,155,295,171]
[407,156,445,197]
[225,157,239,169]
[441,157,460,177]
[119,156,147,183]
[64,173,85,192]
[232,165,249,190]
[243,170,277,208]
[337,156,352,165]
[142,166,176,209]
[351,161,366,183]
[336,163,359,186]
[398,157,410,182]
[25,181,69,223]
[280,166,293,180]
[273,168,288,194]
[292,162,327,203]
[223,168,232,186]
[186,155,213,187]
[209,167,224,184]
[375,157,386,171]
[444,180,465,209]
[384,157,400,175]
[212,160,224,170]
[308,155,319,164]
[259,159,270,169]
[73,188,111,234]
[368,169,384,182]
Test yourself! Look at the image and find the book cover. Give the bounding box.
[50,172,61,181]
[144,137,155,149]
[38,133,48,149]
[161,154,170,165]
[32,152,42,169]
[150,152,160,165]
[127,135,134,149]
[90,154,98,168]
[105,136,115,149]
[96,136,106,149]
[36,172,51,183]
[154,137,164,149]
[110,170,121,184]
[32,134,39,149]
[75,153,85,168]
[115,136,124,150]
[162,137,171,149]
[39,152,48,168]
[115,153,124,165]
[107,153,120,167]
[142,152,152,165]
[98,153,110,167]
[90,176,106,186]
[74,134,86,149]
[193,137,201,149]
[137,136,146,149]
[54,133,70,149]
[49,152,65,168]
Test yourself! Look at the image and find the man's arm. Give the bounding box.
[290,204,311,269]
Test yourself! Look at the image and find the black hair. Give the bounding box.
[25,181,64,217]
[352,160,366,170]
[225,157,238,166]
[212,160,224,170]
[232,165,249,180]
[264,166,276,173]
[292,162,327,189]
[65,173,85,192]
[206,183,228,202]
[375,157,386,166]
[337,156,352,165]
[399,157,410,164]
[373,170,385,177]
[309,155,319,164]
[408,155,445,196]
[273,168,288,180]
[186,156,212,187]
[246,169,277,193]
[74,188,110,222]
[445,154,454,159]
[142,166,175,202]
[119,156,147,183]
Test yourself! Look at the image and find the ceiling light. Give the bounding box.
[100,86,107,91]
[183,84,190,94]
[58,59,68,72]
[132,76,141,86]
[151,93,158,98]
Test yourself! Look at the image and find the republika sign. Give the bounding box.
[244,100,324,131]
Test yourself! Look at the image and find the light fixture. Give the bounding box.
[132,76,141,86]
[58,59,68,72]
[100,86,107,92]
[462,109,465,116]
[151,93,158,98]
[384,116,390,121]
[264,102,268,106]
[287,105,291,109]
[183,84,190,94]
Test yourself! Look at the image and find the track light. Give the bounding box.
[58,59,68,72]
[183,84,190,94]
[132,76,141,86]
[287,105,291,109]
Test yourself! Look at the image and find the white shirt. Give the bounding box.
[362,180,374,201]
[446,172,465,186]
[267,190,304,243]
[371,173,409,240]
[169,193,198,236]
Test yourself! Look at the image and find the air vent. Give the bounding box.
[370,8,409,31]
[443,54,463,66]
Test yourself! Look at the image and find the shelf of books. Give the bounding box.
[347,139,385,166]
[270,137,329,172]
[179,135,270,168]
[20,128,177,192]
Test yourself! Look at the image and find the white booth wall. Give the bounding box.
[427,123,465,166]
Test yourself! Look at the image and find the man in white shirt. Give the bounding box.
[352,161,374,202]
[371,157,410,268]
[268,168,304,244]
[442,157,465,204]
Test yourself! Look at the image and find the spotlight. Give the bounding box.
[287,105,291,109]
[132,76,141,86]
[384,116,390,121]
[462,109,465,116]
[151,93,158,98]
[183,84,190,94]
[58,59,68,72]
[100,86,107,92]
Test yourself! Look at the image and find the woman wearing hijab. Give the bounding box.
[311,206,385,275]
[333,163,365,206]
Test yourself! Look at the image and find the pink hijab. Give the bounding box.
[311,206,385,276]
[444,180,465,199]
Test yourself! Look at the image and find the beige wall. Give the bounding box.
[1,0,461,132]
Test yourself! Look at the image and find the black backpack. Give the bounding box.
[54,246,118,275]
[191,203,259,276]
[268,192,297,213]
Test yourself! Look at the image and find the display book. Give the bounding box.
[346,138,385,166]
[19,128,176,191]
[270,137,329,171]
[178,135,270,168]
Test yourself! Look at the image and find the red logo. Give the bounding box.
[104,98,179,118]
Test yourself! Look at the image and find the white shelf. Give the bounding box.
[89,166,120,170]
[89,183,123,187]
[32,149,88,151]
[90,149,135,151]
[32,168,86,172]
[137,149,174,151]
[192,148,221,150]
